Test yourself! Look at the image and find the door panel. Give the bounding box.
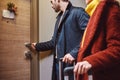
[0,0,30,80]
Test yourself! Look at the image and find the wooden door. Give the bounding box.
[0,0,35,80]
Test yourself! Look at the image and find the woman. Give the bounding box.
[74,0,120,80]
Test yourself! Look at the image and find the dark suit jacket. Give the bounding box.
[35,2,89,59]
[77,1,120,80]
[35,2,89,80]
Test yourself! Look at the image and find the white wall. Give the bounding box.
[39,0,56,80]
[39,0,86,80]
[70,0,86,7]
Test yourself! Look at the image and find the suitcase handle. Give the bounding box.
[64,66,76,80]
[64,66,93,80]
[59,58,75,80]
[64,66,74,76]
[59,58,63,80]
[59,58,93,80]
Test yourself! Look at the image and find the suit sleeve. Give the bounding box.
[70,8,89,58]
[35,38,55,52]
[77,8,90,31]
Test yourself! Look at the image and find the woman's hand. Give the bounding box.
[74,61,92,74]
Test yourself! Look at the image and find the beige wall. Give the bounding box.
[39,0,56,80]
[39,0,86,80]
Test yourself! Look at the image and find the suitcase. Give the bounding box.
[25,43,93,80]
[59,58,93,80]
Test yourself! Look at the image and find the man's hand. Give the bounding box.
[62,53,75,64]
[31,43,36,50]
[74,61,92,75]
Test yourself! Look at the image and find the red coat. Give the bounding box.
[77,1,120,80]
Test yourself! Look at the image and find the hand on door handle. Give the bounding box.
[24,42,37,53]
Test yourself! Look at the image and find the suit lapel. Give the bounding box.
[57,10,70,33]
[57,2,72,33]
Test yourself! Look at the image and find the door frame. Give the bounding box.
[30,0,39,80]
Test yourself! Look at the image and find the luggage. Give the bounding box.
[24,43,93,80]
[59,58,93,80]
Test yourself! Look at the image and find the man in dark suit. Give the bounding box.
[31,0,89,80]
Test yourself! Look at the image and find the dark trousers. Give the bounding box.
[55,59,74,80]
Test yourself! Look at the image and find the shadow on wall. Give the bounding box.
[39,50,52,60]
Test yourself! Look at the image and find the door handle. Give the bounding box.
[24,43,33,60]
[24,42,37,53]
[24,51,32,60]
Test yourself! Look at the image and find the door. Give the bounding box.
[0,0,39,80]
